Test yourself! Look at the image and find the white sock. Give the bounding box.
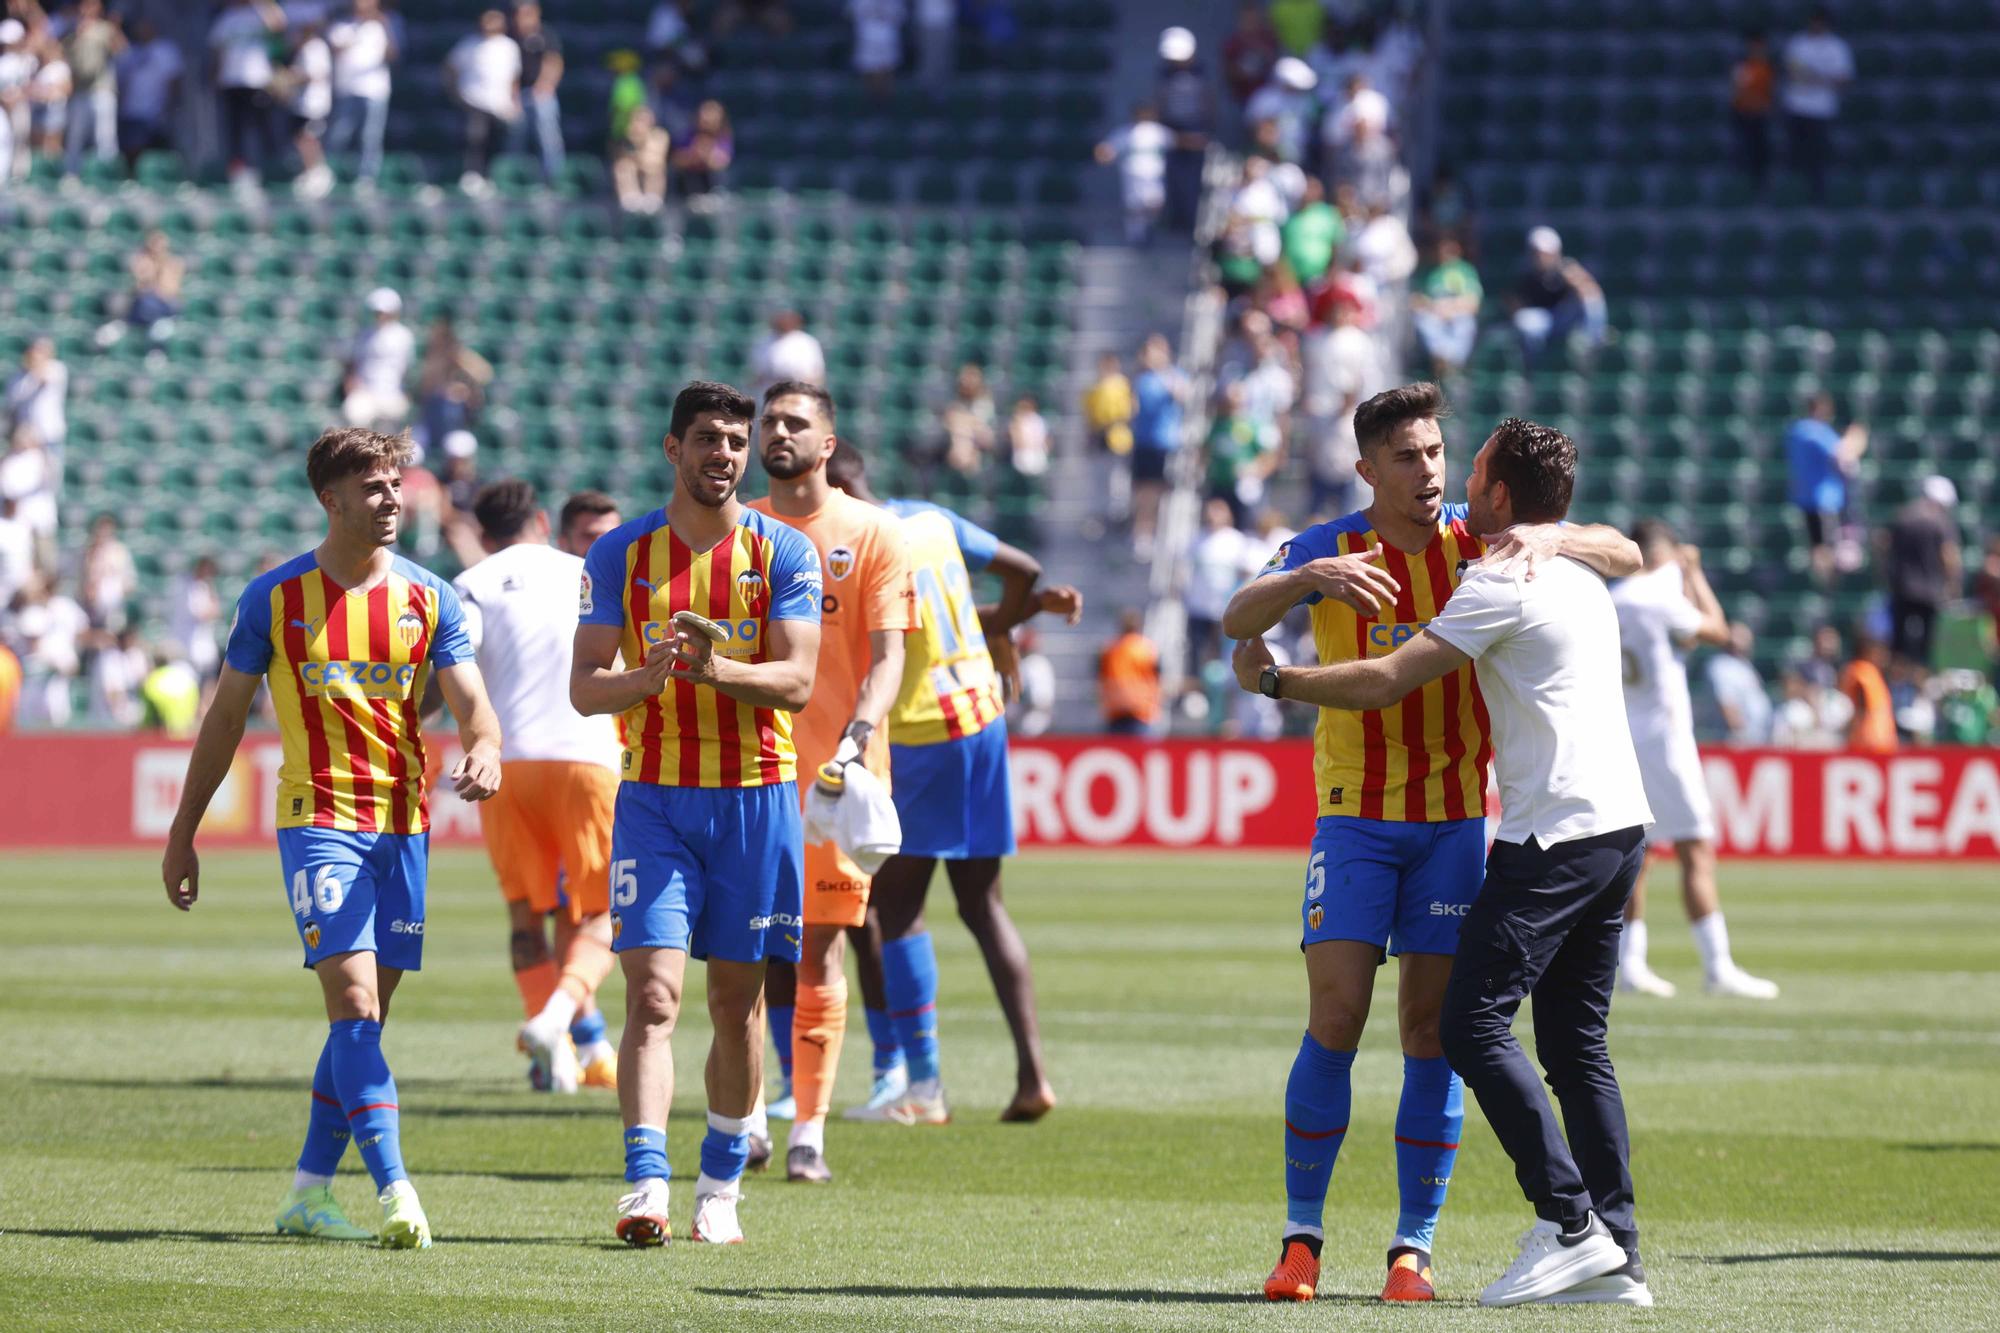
[1690,912,1732,978]
[533,987,580,1035]
[694,1171,739,1198]
[1620,920,1650,972]
[707,1109,751,1136]
[379,1179,416,1203]
[789,1117,825,1154]
[579,1038,616,1065]
[908,1076,941,1101]
[292,1169,333,1192]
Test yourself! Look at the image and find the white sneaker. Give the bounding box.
[691,1184,745,1244]
[519,1021,581,1094]
[1478,1215,1627,1307]
[1618,964,1677,998]
[1543,1259,1654,1307]
[891,1079,950,1126]
[843,1065,911,1121]
[615,1177,671,1247]
[1706,966,1779,1000]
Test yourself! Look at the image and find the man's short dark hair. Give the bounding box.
[472,478,539,542]
[668,380,755,440]
[825,439,868,494]
[305,426,413,496]
[761,379,837,429]
[1486,418,1576,524]
[558,488,619,535]
[1631,517,1678,558]
[1353,382,1448,455]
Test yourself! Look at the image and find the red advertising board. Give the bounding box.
[1,733,1996,858]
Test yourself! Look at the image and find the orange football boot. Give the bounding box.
[1382,1248,1436,1302]
[1263,1237,1321,1302]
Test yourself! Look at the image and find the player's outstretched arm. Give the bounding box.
[161,665,262,911]
[1234,628,1468,712]
[977,540,1043,638]
[434,662,503,801]
[1481,523,1640,581]
[843,628,906,754]
[1679,546,1732,645]
[680,617,820,712]
[1221,544,1399,640]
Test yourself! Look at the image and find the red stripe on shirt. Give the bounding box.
[1422,539,1470,821]
[706,530,742,788]
[1383,544,1429,822]
[747,530,782,785]
[399,582,431,831]
[667,532,702,787]
[321,574,376,833]
[1346,530,1388,820]
[281,577,336,825]
[629,532,664,785]
[365,585,411,835]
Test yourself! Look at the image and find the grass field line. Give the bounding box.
[1015,1005,2000,1047]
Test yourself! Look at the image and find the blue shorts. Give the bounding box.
[1301,816,1486,958]
[609,781,804,964]
[277,827,429,971]
[889,718,1017,860]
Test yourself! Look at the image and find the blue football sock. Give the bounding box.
[864,1007,903,1076]
[1284,1033,1355,1234]
[623,1124,669,1183]
[881,932,940,1083]
[296,1032,349,1177]
[699,1112,750,1184]
[569,1008,608,1051]
[1393,1054,1465,1253]
[767,1004,795,1083]
[327,1019,406,1191]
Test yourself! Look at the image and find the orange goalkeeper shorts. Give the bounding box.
[477,760,618,919]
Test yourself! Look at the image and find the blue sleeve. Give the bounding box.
[942,507,1001,572]
[222,579,274,676]
[1257,527,1331,605]
[768,527,824,623]
[578,530,628,629]
[1440,502,1470,522]
[427,579,475,667]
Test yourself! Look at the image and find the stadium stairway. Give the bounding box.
[1439,0,1999,678]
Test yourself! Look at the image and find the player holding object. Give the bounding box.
[1611,521,1778,1000]
[1239,418,1655,1307]
[827,443,1081,1124]
[570,382,822,1246]
[453,483,627,1096]
[161,427,503,1250]
[745,382,916,1182]
[1222,385,1638,1304]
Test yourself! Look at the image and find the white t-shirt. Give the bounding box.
[169,574,222,673]
[328,17,391,101]
[1781,31,1853,119]
[1611,562,1703,740]
[447,33,520,119]
[1243,84,1315,164]
[1427,555,1652,846]
[350,320,414,398]
[453,542,621,769]
[0,512,33,609]
[1103,120,1172,199]
[6,360,67,448]
[1321,86,1389,150]
[210,7,276,90]
[1184,524,1253,622]
[751,328,826,392]
[116,38,186,122]
[290,35,332,120]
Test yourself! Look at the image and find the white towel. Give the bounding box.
[803,763,903,876]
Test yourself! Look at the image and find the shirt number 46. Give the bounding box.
[290,866,345,917]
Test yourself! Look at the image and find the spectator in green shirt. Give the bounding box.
[1204,380,1277,529]
[1410,236,1483,377]
[1267,0,1323,57]
[1280,176,1344,284]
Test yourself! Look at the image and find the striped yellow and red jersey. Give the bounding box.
[1260,504,1493,822]
[578,506,822,786]
[224,551,474,832]
[884,499,1005,747]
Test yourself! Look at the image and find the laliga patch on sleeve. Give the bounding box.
[1262,542,1290,571]
[579,571,594,614]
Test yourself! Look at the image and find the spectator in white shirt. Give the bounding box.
[13,573,87,726]
[750,310,826,399]
[0,426,57,551]
[285,19,334,199]
[89,624,149,726]
[342,287,415,430]
[444,8,520,197]
[60,0,124,177]
[1320,71,1389,155]
[0,20,32,184]
[1780,7,1853,201]
[169,555,223,680]
[1705,622,1772,743]
[325,0,392,184]
[1183,497,1254,674]
[1095,101,1173,245]
[77,512,136,630]
[6,338,67,455]
[208,0,285,184]
[113,19,183,171]
[0,493,33,612]
[1243,55,1317,166]
[1300,293,1380,517]
[848,0,905,95]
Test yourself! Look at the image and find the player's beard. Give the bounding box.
[760,446,816,481]
[682,462,740,508]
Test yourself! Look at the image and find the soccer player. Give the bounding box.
[569,381,822,1246]
[745,380,917,1181]
[1237,417,1655,1307]
[161,427,503,1249]
[1611,520,1778,1000]
[453,481,626,1096]
[1220,384,1639,1303]
[826,442,1081,1125]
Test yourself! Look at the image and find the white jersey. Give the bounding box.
[453,543,620,769]
[1610,562,1704,740]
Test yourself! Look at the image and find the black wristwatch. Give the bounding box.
[1258,665,1283,700]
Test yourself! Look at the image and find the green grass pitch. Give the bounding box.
[2,849,1997,1330]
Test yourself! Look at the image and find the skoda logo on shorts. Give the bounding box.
[1307,904,1324,931]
